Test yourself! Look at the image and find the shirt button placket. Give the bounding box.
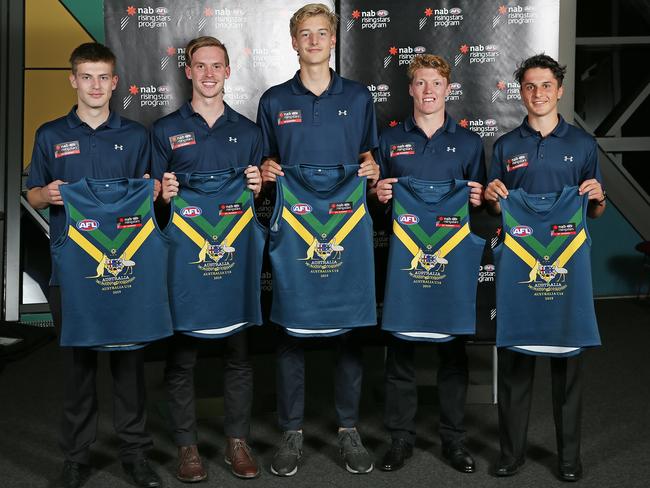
[313,99,320,126]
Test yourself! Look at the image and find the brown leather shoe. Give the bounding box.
[176,445,207,483]
[225,438,260,479]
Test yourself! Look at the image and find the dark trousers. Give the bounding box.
[50,287,152,464]
[276,330,363,431]
[384,336,469,447]
[497,348,583,464]
[164,330,253,446]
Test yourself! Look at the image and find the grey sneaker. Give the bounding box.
[271,431,303,477]
[338,428,373,474]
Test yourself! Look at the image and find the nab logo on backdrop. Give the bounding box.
[346,8,391,31]
[458,118,499,138]
[491,80,521,102]
[123,83,173,110]
[419,7,463,30]
[120,5,171,30]
[384,45,426,69]
[493,4,538,28]
[454,43,500,66]
[200,6,246,31]
[446,82,463,102]
[367,83,391,104]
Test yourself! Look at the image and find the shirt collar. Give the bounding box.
[66,106,121,129]
[519,114,568,138]
[403,112,457,135]
[290,69,343,96]
[180,100,239,122]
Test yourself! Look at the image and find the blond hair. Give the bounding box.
[185,36,230,67]
[407,54,451,83]
[290,3,338,37]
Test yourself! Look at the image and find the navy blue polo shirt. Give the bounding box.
[489,115,602,193]
[150,101,263,180]
[26,107,150,245]
[256,69,378,164]
[376,113,486,183]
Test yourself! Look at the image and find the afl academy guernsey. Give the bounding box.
[493,186,600,355]
[166,168,266,338]
[268,164,376,336]
[52,178,173,348]
[382,178,485,341]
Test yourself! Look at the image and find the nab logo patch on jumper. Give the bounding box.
[329,202,353,214]
[551,223,577,236]
[398,214,419,225]
[181,206,202,218]
[436,215,462,228]
[291,203,312,215]
[511,225,533,237]
[390,143,416,157]
[116,215,143,229]
[278,110,302,125]
[506,153,528,172]
[169,132,196,150]
[77,219,99,231]
[219,203,244,216]
[54,140,80,158]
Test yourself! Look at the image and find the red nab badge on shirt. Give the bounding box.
[436,215,462,228]
[506,153,528,172]
[169,132,196,150]
[390,143,416,157]
[551,223,577,236]
[219,203,244,216]
[278,110,302,125]
[54,140,80,158]
[329,202,353,214]
[117,215,143,229]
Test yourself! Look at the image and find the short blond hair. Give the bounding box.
[185,36,229,67]
[407,54,451,83]
[290,3,338,38]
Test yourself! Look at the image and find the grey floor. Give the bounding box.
[1,298,649,488]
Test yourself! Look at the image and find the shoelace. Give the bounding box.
[282,433,302,452]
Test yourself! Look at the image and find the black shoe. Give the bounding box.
[122,458,161,487]
[271,430,303,477]
[442,445,476,473]
[558,460,583,482]
[379,438,413,472]
[494,457,525,477]
[337,428,373,474]
[61,461,91,488]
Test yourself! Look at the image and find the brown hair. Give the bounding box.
[69,43,116,74]
[290,3,338,38]
[407,54,451,83]
[185,36,230,67]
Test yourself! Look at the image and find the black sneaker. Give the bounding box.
[270,431,303,477]
[61,461,91,488]
[122,458,161,487]
[338,428,373,474]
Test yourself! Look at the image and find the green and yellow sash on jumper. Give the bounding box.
[503,207,586,283]
[281,181,366,260]
[171,190,253,263]
[67,198,154,278]
[392,199,469,272]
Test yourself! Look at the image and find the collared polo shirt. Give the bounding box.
[256,69,378,164]
[376,113,486,183]
[26,107,150,244]
[489,115,602,193]
[150,101,263,180]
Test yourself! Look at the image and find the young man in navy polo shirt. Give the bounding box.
[374,54,485,474]
[256,3,380,477]
[152,36,262,483]
[26,43,161,488]
[484,54,606,482]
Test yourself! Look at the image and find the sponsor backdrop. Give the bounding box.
[104,0,335,127]
[103,1,559,341]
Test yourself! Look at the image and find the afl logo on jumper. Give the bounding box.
[77,219,99,231]
[291,203,312,215]
[181,206,202,218]
[398,214,419,225]
[511,225,533,237]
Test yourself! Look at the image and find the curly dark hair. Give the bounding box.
[514,54,566,86]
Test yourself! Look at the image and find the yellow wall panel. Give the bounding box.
[25,0,93,68]
[23,71,77,168]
